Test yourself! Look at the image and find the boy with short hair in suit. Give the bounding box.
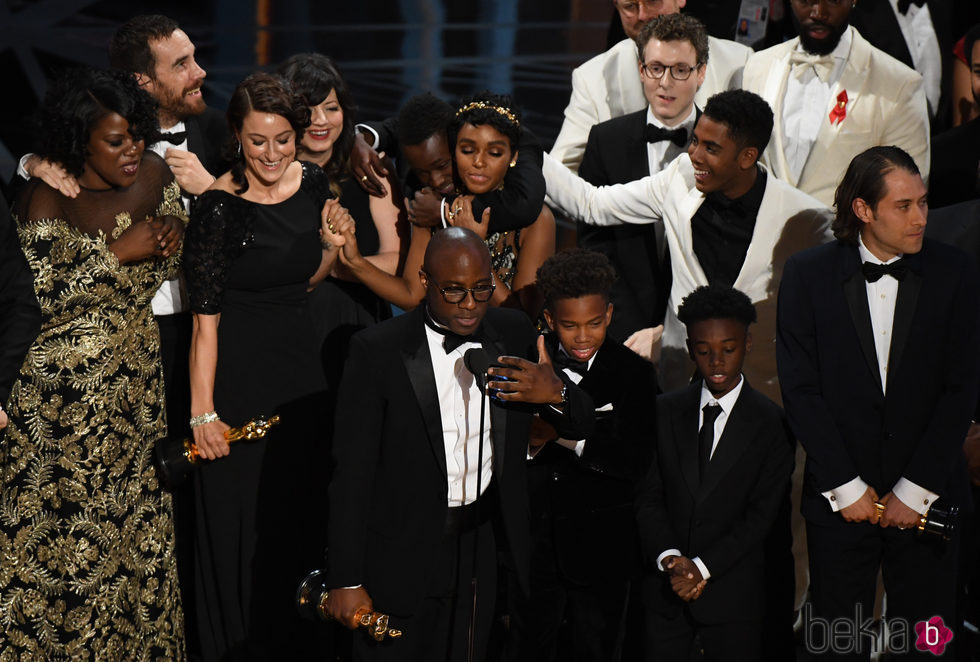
[508,248,658,662]
[635,284,794,662]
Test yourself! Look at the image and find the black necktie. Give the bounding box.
[861,259,909,283]
[897,0,925,14]
[424,313,482,353]
[161,131,188,145]
[699,404,722,481]
[645,124,688,147]
[554,352,589,377]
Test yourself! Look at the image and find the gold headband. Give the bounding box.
[455,101,520,127]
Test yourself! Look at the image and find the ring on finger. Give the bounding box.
[360,175,369,183]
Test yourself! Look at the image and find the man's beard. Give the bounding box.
[156,81,207,125]
[792,12,849,56]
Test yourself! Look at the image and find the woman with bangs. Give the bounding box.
[336,91,555,320]
[278,54,406,354]
[0,67,186,658]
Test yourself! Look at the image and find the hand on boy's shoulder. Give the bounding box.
[624,325,663,363]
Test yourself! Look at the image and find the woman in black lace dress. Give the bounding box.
[183,73,353,661]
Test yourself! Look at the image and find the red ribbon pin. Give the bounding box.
[829,90,847,125]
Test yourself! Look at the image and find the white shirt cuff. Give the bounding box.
[822,476,868,512]
[892,477,939,516]
[341,584,362,589]
[656,549,682,572]
[17,153,34,180]
[691,556,710,580]
[555,437,585,457]
[355,123,379,150]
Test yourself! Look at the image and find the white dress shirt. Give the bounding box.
[645,105,698,177]
[820,235,938,515]
[423,319,494,506]
[656,375,745,581]
[887,0,942,118]
[147,123,189,316]
[782,28,852,183]
[553,347,599,458]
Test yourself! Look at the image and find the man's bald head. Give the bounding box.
[420,228,494,335]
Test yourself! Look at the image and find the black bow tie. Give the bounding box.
[645,124,688,147]
[554,351,589,377]
[862,259,909,283]
[160,131,188,145]
[424,312,483,353]
[897,0,925,14]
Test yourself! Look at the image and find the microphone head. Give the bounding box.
[463,347,491,388]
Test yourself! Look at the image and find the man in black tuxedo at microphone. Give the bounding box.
[324,227,595,661]
[778,146,980,661]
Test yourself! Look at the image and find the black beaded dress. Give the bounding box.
[0,155,185,659]
[184,161,331,660]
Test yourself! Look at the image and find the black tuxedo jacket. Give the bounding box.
[326,307,594,616]
[850,0,952,129]
[0,191,40,407]
[634,379,794,624]
[579,109,671,340]
[184,106,232,184]
[928,116,980,208]
[777,239,980,526]
[529,336,658,584]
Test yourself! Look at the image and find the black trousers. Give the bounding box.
[354,507,498,662]
[507,527,629,662]
[643,602,761,662]
[806,519,959,661]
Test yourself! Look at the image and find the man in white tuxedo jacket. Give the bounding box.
[741,0,929,207]
[550,0,752,174]
[544,90,831,400]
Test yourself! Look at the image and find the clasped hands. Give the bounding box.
[662,555,707,602]
[839,486,920,530]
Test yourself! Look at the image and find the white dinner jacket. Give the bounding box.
[742,26,930,207]
[550,36,752,173]
[543,152,831,395]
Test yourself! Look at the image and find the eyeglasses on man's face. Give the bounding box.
[640,61,700,81]
[422,271,496,304]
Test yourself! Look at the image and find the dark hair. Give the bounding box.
[965,24,980,68]
[831,146,920,244]
[635,13,709,67]
[225,72,311,194]
[449,91,521,153]
[677,284,757,328]
[33,67,160,178]
[702,90,773,154]
[536,248,617,308]
[108,14,180,77]
[277,53,356,181]
[397,92,454,146]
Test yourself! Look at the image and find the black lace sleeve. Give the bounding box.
[184,190,255,315]
[299,160,335,210]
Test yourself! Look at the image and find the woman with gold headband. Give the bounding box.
[336,92,555,319]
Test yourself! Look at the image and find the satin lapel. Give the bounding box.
[629,111,651,178]
[761,47,796,187]
[185,116,204,160]
[481,319,509,475]
[674,384,701,497]
[842,259,883,394]
[887,264,922,390]
[698,387,754,500]
[400,310,447,478]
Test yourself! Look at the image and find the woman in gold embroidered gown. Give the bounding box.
[0,69,186,659]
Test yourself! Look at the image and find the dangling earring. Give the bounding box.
[236,141,242,158]
[509,160,516,168]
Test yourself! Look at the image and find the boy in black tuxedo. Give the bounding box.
[508,249,658,662]
[635,284,794,662]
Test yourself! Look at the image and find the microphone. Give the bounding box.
[464,347,491,391]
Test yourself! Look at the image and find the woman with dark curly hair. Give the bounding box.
[0,67,186,658]
[183,72,353,660]
[277,54,406,380]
